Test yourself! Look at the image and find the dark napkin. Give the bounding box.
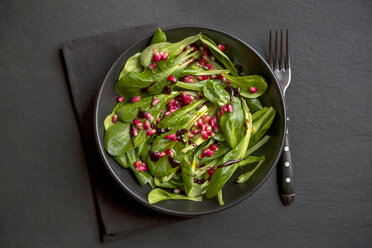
[61,24,184,242]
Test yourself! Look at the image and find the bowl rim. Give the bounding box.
[94,24,287,217]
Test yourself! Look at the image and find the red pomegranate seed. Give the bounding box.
[147,129,156,136]
[193,122,198,127]
[158,152,166,158]
[200,58,207,64]
[131,96,141,103]
[136,163,148,172]
[209,132,215,137]
[153,52,161,62]
[197,121,204,129]
[133,119,141,125]
[189,96,195,101]
[117,96,125,102]
[217,44,225,52]
[249,87,258,93]
[152,98,160,106]
[203,75,210,80]
[149,62,156,70]
[207,167,217,176]
[206,126,212,134]
[197,76,204,81]
[136,122,143,129]
[206,64,214,70]
[166,133,176,140]
[210,144,218,151]
[168,75,177,83]
[112,114,118,123]
[164,111,171,117]
[156,117,161,124]
[202,115,211,124]
[221,105,227,112]
[226,103,233,112]
[211,74,217,79]
[132,127,138,137]
[201,131,208,139]
[202,49,209,57]
[219,74,227,82]
[200,153,206,159]
[144,120,150,130]
[145,112,154,121]
[203,148,214,157]
[134,161,142,168]
[192,129,201,134]
[161,52,169,60]
[188,133,194,139]
[213,123,219,132]
[209,116,216,126]
[166,149,173,156]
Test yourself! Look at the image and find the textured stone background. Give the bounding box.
[0,0,371,247]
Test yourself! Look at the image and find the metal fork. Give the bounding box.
[269,29,295,205]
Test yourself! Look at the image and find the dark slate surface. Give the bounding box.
[0,0,371,247]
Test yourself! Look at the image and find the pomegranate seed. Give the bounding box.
[206,149,214,157]
[221,105,227,112]
[188,133,194,139]
[137,122,143,129]
[226,103,233,112]
[209,116,216,126]
[197,76,204,81]
[218,109,224,116]
[201,131,208,139]
[145,112,154,121]
[249,87,258,93]
[134,161,142,168]
[161,52,169,60]
[197,121,204,129]
[189,96,195,101]
[202,115,211,124]
[166,149,173,156]
[147,129,156,136]
[219,74,227,82]
[192,129,201,134]
[158,152,166,158]
[133,119,141,125]
[193,122,198,127]
[203,75,210,80]
[217,44,225,52]
[207,167,217,176]
[213,123,219,132]
[206,64,214,70]
[210,55,215,61]
[165,111,171,117]
[168,75,177,83]
[156,117,161,124]
[153,52,161,62]
[209,132,215,137]
[227,81,232,85]
[211,74,218,79]
[132,128,138,137]
[160,109,164,113]
[200,153,206,159]
[152,98,160,106]
[166,133,176,140]
[117,96,125,102]
[200,58,207,64]
[136,163,148,172]
[202,124,208,131]
[144,120,150,130]
[131,96,141,103]
[173,188,181,194]
[149,62,156,69]
[206,126,212,134]
[112,114,118,123]
[210,144,218,151]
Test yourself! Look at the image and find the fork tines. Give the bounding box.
[269,29,290,71]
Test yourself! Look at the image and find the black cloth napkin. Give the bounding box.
[61,24,184,242]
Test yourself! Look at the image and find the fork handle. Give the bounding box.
[278,131,295,205]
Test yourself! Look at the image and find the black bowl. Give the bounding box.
[94,25,286,217]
